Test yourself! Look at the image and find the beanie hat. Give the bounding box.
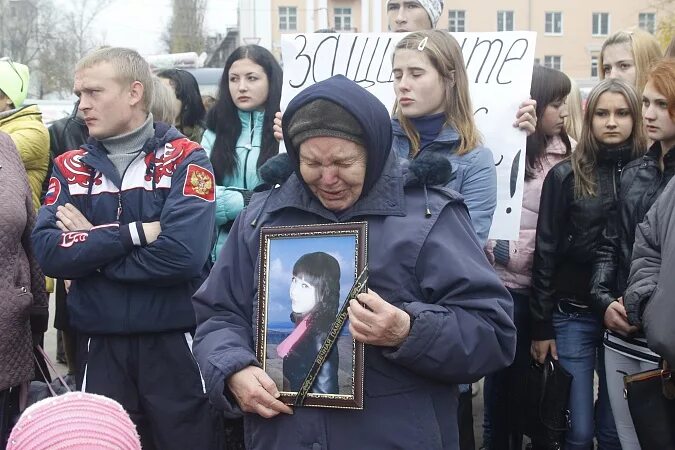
[388,0,444,27]
[0,58,29,108]
[286,99,365,148]
[8,392,142,450]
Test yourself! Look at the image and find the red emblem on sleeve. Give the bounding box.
[183,164,215,202]
[44,177,61,206]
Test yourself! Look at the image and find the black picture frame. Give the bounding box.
[256,222,367,409]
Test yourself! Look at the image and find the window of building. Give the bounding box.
[545,12,562,34]
[591,55,598,78]
[448,10,465,32]
[544,55,562,71]
[334,7,352,31]
[592,12,609,36]
[279,6,297,31]
[639,13,656,34]
[497,11,514,31]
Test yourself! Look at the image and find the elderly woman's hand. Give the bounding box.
[227,366,294,418]
[348,289,411,347]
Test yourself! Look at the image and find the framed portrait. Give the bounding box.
[256,222,367,409]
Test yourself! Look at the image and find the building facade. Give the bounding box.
[252,0,666,80]
[424,0,666,81]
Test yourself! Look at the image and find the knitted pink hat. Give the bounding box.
[7,392,141,450]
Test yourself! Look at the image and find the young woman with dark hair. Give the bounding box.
[201,45,282,259]
[157,68,206,141]
[484,64,573,450]
[531,77,646,450]
[592,59,675,449]
[277,252,341,394]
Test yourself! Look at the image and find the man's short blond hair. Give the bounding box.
[76,47,154,111]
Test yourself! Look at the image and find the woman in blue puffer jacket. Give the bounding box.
[201,45,282,259]
[390,30,497,246]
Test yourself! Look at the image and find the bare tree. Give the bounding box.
[63,0,115,59]
[0,0,59,65]
[164,0,207,53]
[651,0,675,49]
[37,0,115,97]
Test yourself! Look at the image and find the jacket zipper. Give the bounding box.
[612,158,622,199]
[117,159,136,221]
[117,153,143,331]
[243,112,254,190]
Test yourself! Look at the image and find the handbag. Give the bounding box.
[623,360,675,450]
[515,356,572,450]
[24,346,74,409]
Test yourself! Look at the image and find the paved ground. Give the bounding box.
[43,293,489,448]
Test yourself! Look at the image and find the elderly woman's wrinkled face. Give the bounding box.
[290,275,317,314]
[299,136,367,212]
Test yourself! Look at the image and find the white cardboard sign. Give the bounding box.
[281,31,537,240]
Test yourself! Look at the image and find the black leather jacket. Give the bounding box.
[282,317,339,394]
[531,148,632,340]
[591,143,675,317]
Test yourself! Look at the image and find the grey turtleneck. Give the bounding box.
[101,113,155,178]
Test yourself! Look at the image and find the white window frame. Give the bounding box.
[545,12,563,35]
[334,7,352,31]
[279,6,297,31]
[448,10,465,32]
[591,55,599,78]
[497,10,514,32]
[544,55,562,71]
[639,12,656,34]
[592,12,610,36]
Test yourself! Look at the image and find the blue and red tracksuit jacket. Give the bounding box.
[32,123,216,335]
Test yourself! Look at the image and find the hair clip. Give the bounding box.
[417,37,429,51]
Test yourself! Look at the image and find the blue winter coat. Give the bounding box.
[32,123,216,334]
[192,76,515,450]
[391,119,497,245]
[201,109,264,258]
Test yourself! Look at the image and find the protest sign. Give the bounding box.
[281,31,536,240]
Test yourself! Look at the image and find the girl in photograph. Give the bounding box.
[390,29,495,245]
[201,45,282,259]
[531,77,647,450]
[592,59,674,449]
[276,252,341,394]
[484,64,573,449]
[157,68,206,141]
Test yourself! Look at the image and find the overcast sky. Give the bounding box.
[60,0,238,56]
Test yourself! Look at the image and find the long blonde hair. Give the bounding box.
[393,30,481,156]
[599,29,663,94]
[571,78,646,198]
[150,76,178,125]
[565,79,583,142]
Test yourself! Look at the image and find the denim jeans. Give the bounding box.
[483,290,531,450]
[552,307,621,450]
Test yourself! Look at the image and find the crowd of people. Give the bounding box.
[1,0,675,449]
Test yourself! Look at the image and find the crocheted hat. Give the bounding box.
[387,0,444,27]
[0,58,29,108]
[7,392,141,450]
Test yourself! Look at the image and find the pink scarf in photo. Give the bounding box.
[276,315,310,358]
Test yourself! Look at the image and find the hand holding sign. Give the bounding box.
[281,31,536,240]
